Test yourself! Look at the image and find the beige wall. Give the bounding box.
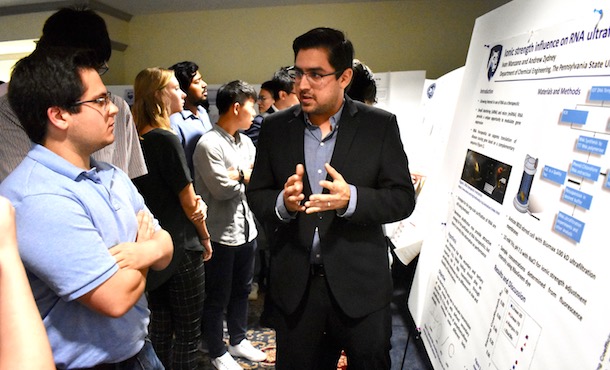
[0,0,510,85]
[124,0,510,85]
[0,12,53,41]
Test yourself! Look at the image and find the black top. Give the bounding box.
[133,128,202,290]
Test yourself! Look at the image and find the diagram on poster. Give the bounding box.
[484,287,541,370]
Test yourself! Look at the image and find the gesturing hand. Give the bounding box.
[283,164,306,213]
[304,163,350,214]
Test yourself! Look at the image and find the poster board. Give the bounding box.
[404,67,465,314]
[411,0,610,369]
[387,68,465,267]
[375,70,426,162]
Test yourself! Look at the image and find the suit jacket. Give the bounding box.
[246,97,416,318]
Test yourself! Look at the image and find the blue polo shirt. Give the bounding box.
[0,144,155,368]
[170,105,213,176]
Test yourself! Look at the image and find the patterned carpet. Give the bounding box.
[225,328,277,369]
[196,290,348,369]
[195,290,276,369]
[191,254,440,370]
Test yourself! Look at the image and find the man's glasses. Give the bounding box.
[72,92,112,112]
[97,62,109,76]
[287,66,343,85]
[257,96,269,101]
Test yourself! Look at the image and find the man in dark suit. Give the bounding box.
[246,27,416,369]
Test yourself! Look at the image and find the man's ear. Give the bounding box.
[47,106,70,131]
[232,102,241,116]
[278,90,288,100]
[339,68,354,89]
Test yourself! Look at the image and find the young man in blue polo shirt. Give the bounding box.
[0,48,173,369]
[169,61,213,178]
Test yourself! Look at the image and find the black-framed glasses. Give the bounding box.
[72,92,112,112]
[97,62,109,76]
[287,66,343,85]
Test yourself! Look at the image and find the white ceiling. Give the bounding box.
[0,0,398,17]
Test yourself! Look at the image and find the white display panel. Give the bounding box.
[412,1,610,369]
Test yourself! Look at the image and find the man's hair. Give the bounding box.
[346,59,377,105]
[292,27,354,75]
[8,48,98,144]
[260,80,280,100]
[169,61,199,93]
[132,68,175,133]
[216,80,257,115]
[271,66,295,95]
[36,7,111,66]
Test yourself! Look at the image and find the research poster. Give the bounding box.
[413,1,610,369]
[386,68,464,267]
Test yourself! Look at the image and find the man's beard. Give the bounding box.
[192,97,207,106]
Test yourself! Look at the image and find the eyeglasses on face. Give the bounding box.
[72,92,112,112]
[97,62,109,76]
[287,66,343,85]
[257,96,269,101]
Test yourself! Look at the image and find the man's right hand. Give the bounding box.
[135,210,154,243]
[283,164,306,213]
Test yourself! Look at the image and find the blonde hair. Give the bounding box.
[132,67,175,134]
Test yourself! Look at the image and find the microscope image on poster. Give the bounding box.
[461,149,512,204]
[513,154,538,213]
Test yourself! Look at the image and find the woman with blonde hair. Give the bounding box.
[132,67,212,370]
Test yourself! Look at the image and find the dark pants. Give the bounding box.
[202,240,256,358]
[252,217,270,290]
[275,271,392,370]
[148,250,205,370]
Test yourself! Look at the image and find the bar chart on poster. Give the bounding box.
[410,1,610,369]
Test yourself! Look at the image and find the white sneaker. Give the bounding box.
[211,352,242,370]
[228,339,267,362]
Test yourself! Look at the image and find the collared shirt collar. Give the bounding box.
[178,105,208,120]
[212,123,241,145]
[28,144,112,182]
[303,99,345,132]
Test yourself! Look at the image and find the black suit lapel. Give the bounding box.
[328,98,359,186]
[287,111,313,197]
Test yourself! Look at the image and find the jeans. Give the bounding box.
[202,240,256,358]
[115,339,165,370]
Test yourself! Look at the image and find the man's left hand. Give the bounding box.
[304,163,350,214]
